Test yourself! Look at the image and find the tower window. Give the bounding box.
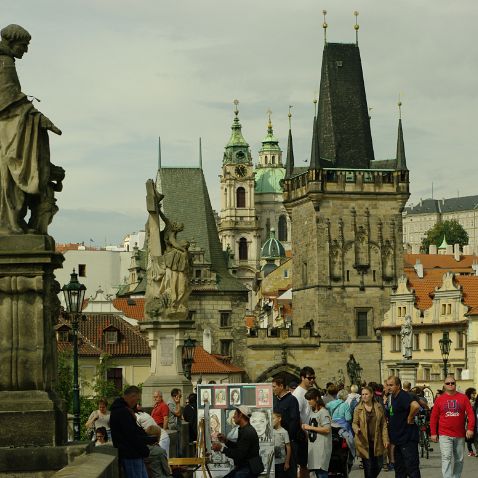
[278,215,287,242]
[78,264,86,277]
[236,187,245,208]
[356,310,369,337]
[272,155,275,164]
[265,155,268,163]
[239,238,248,260]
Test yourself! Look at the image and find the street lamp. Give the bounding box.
[182,337,196,381]
[62,269,86,441]
[439,331,452,378]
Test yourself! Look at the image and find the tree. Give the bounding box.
[421,219,469,252]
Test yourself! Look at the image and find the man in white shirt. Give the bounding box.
[292,366,316,478]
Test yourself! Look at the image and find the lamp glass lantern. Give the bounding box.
[182,337,196,363]
[62,269,87,314]
[439,331,452,362]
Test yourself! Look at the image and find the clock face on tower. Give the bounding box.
[235,151,245,161]
[235,165,247,177]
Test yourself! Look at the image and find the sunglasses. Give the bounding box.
[445,382,456,385]
[306,376,316,380]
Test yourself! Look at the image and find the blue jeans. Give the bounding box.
[120,458,149,478]
[393,441,421,478]
[312,469,328,478]
[224,466,255,478]
[439,436,465,478]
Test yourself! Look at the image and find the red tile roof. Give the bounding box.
[56,313,150,357]
[192,346,244,374]
[56,243,100,253]
[113,298,145,320]
[404,253,477,271]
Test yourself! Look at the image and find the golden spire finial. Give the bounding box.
[354,11,359,45]
[322,10,328,44]
[233,99,239,116]
[398,93,402,120]
[288,105,293,129]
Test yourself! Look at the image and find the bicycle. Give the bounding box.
[416,412,432,459]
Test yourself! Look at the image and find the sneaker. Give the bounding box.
[388,464,395,471]
[468,452,476,457]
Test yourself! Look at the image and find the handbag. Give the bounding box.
[248,455,265,475]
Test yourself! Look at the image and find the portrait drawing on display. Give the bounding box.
[256,386,272,407]
[229,387,241,406]
[214,387,227,407]
[200,388,212,407]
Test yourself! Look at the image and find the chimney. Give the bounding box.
[446,244,453,255]
[429,244,437,255]
[463,245,471,255]
[411,244,420,254]
[414,259,424,278]
[454,244,460,262]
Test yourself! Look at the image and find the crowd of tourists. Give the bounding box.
[84,369,478,478]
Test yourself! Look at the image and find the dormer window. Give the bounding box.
[57,329,70,342]
[104,328,119,344]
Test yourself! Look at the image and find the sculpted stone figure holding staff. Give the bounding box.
[144,179,192,320]
[0,24,64,235]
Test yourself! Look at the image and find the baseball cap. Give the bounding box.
[235,405,252,418]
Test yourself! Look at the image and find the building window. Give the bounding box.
[283,269,289,278]
[78,264,86,277]
[278,215,288,242]
[302,261,308,286]
[265,155,268,164]
[107,368,123,392]
[356,310,368,337]
[413,333,420,351]
[346,270,350,282]
[195,269,202,279]
[425,333,433,350]
[272,155,275,164]
[239,238,248,260]
[455,368,463,380]
[456,331,465,349]
[105,330,118,344]
[391,334,401,352]
[447,304,452,315]
[236,187,246,208]
[220,340,233,356]
[423,367,431,381]
[57,329,70,342]
[397,306,406,317]
[441,304,446,315]
[220,311,231,328]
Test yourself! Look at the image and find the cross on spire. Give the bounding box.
[233,99,239,116]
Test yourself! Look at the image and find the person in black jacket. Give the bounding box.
[212,405,262,478]
[183,393,198,444]
[110,386,157,478]
[272,377,300,478]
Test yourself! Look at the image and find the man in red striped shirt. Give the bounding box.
[430,376,475,478]
[151,390,169,430]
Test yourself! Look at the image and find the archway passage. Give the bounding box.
[255,363,300,384]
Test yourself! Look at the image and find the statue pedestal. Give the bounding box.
[395,360,419,387]
[140,318,194,408]
[0,235,66,446]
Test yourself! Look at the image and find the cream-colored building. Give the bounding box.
[380,253,478,391]
[403,195,478,253]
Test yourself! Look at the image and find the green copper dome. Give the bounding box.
[438,235,449,249]
[255,167,285,194]
[260,119,281,154]
[261,229,286,259]
[223,108,252,165]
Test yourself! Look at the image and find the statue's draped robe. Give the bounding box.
[0,49,48,233]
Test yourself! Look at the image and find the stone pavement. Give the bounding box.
[348,445,478,477]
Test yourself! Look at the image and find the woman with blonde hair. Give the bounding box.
[352,386,389,478]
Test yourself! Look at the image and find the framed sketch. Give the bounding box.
[229,387,241,406]
[214,387,227,407]
[250,408,273,443]
[256,386,272,407]
[199,388,212,407]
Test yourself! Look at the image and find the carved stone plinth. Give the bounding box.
[0,235,66,446]
[395,360,419,387]
[140,318,194,408]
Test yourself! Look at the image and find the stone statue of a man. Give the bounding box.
[400,315,413,359]
[144,180,192,320]
[0,24,64,235]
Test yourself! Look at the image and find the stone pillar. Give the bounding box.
[140,318,194,408]
[395,360,419,387]
[0,235,66,446]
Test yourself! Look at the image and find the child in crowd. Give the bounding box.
[273,412,291,478]
[94,426,109,446]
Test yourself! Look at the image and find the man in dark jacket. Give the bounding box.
[272,377,300,478]
[110,386,157,478]
[212,405,262,478]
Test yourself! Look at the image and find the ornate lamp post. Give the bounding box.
[62,269,86,441]
[182,337,196,381]
[439,331,452,378]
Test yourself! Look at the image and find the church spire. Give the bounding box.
[395,99,407,171]
[309,99,321,170]
[258,109,282,167]
[223,99,251,165]
[285,106,295,178]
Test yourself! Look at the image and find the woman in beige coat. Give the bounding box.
[352,386,389,478]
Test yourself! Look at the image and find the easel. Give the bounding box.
[168,418,212,478]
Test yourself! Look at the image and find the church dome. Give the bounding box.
[255,167,285,194]
[261,229,286,259]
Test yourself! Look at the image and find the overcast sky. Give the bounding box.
[4,0,478,244]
